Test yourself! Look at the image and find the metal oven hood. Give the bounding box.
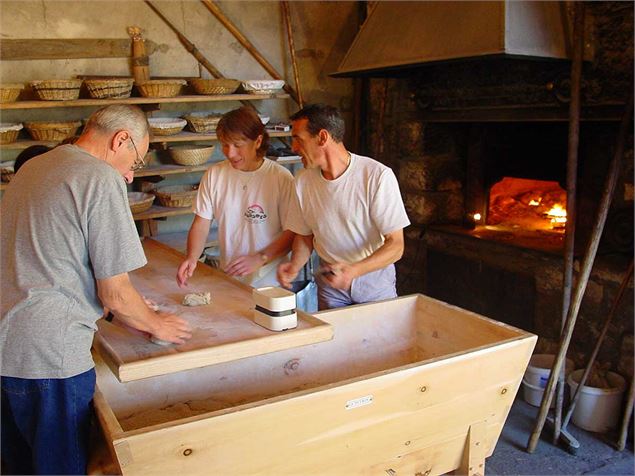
[333,1,583,77]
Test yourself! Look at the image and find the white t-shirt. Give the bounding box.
[289,153,410,264]
[194,158,301,287]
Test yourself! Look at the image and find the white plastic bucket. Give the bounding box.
[524,354,574,388]
[567,369,626,433]
[522,379,555,408]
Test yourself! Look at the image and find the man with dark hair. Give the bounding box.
[1,104,191,474]
[13,145,51,173]
[278,103,410,310]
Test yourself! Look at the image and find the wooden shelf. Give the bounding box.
[134,162,213,177]
[0,183,8,191]
[0,93,290,110]
[132,205,193,221]
[0,131,292,150]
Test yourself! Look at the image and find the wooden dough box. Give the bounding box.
[94,294,536,475]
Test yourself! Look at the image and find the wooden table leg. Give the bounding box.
[454,421,487,476]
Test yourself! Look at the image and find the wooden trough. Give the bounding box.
[93,294,536,475]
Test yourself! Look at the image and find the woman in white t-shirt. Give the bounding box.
[176,107,300,288]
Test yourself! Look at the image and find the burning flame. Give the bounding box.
[528,199,541,206]
[546,204,567,227]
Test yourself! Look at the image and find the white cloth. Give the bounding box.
[194,158,301,287]
[289,153,410,264]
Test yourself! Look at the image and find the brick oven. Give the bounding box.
[336,2,634,373]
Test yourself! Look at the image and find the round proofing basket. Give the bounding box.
[154,185,198,208]
[0,84,24,103]
[136,80,186,98]
[183,114,222,133]
[169,145,215,166]
[148,118,187,137]
[0,123,23,145]
[128,192,155,214]
[24,121,81,141]
[190,79,240,95]
[30,79,82,101]
[85,78,134,99]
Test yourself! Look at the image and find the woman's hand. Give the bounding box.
[224,253,263,278]
[177,258,198,288]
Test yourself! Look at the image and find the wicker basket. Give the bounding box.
[169,145,215,166]
[0,83,24,103]
[183,113,222,133]
[136,79,186,98]
[0,123,23,144]
[1,167,15,183]
[128,192,155,214]
[24,121,81,141]
[154,184,198,208]
[30,79,83,101]
[190,78,240,95]
[241,79,285,95]
[85,78,134,99]
[148,118,187,136]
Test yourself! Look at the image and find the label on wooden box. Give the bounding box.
[345,394,374,410]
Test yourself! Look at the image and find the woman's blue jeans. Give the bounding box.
[1,368,96,475]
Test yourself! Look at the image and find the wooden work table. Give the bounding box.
[93,239,332,382]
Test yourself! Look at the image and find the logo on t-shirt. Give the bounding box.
[244,204,267,224]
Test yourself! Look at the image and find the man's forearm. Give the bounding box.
[349,230,404,278]
[290,234,313,271]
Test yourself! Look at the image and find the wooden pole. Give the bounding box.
[616,375,635,451]
[562,260,633,429]
[128,27,150,83]
[553,1,585,444]
[526,86,634,453]
[281,1,303,108]
[200,0,301,105]
[144,0,223,79]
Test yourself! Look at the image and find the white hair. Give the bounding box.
[83,104,149,143]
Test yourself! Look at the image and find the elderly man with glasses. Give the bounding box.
[0,104,192,475]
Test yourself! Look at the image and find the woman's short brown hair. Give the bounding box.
[216,107,269,158]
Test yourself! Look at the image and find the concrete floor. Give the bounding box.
[487,398,634,475]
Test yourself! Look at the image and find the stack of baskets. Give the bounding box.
[0,84,24,103]
[30,79,83,101]
[128,192,155,214]
[183,113,223,133]
[136,79,186,98]
[153,184,198,208]
[148,118,187,136]
[169,145,215,166]
[24,121,81,141]
[0,123,23,144]
[85,78,134,99]
[190,79,240,95]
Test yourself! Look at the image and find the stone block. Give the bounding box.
[404,192,437,225]
[398,121,425,156]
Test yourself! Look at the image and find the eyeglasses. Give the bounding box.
[129,136,145,172]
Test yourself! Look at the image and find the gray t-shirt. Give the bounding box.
[0,144,146,378]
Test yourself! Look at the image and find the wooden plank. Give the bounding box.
[0,93,290,110]
[133,163,212,178]
[93,239,333,382]
[0,38,161,61]
[132,205,192,221]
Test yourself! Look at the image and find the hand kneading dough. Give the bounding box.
[151,336,173,346]
[182,292,212,306]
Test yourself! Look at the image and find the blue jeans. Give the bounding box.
[1,368,96,475]
[317,263,397,310]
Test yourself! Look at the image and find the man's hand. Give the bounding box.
[277,261,300,289]
[322,262,355,290]
[150,311,192,345]
[176,258,198,288]
[224,253,263,278]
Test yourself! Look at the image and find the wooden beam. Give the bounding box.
[0,38,163,61]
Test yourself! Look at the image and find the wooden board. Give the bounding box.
[0,38,162,60]
[93,239,332,382]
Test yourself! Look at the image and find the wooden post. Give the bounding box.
[562,260,633,429]
[553,1,585,444]
[281,1,303,108]
[454,421,486,476]
[200,0,301,105]
[616,376,635,451]
[526,87,634,453]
